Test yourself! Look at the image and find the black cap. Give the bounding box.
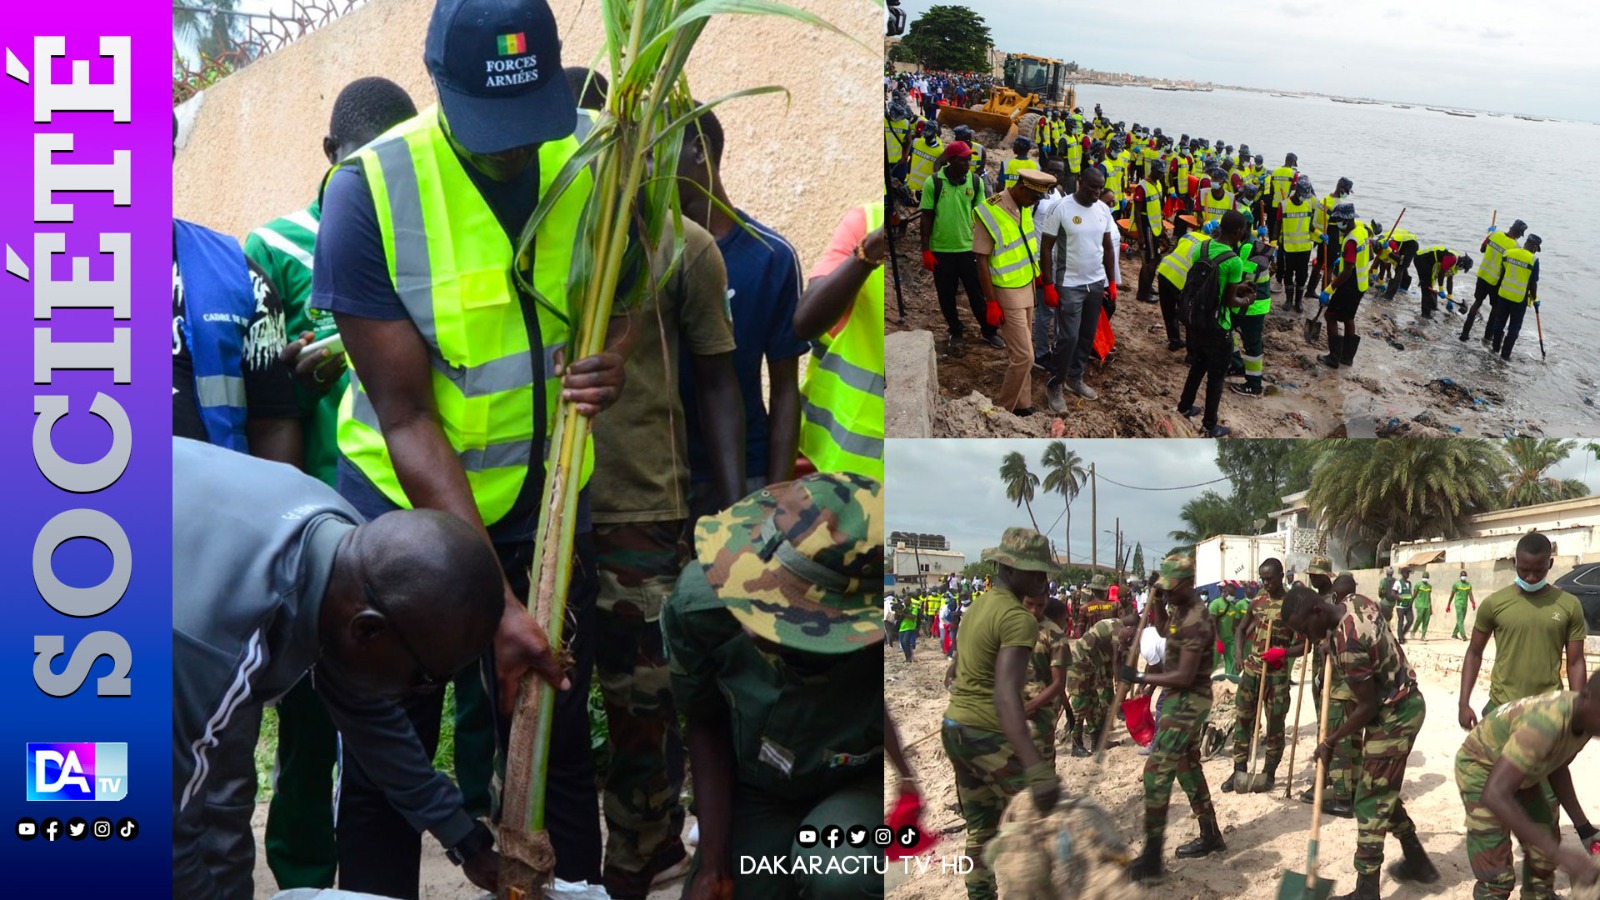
[425,0,576,154]
[1525,234,1542,247]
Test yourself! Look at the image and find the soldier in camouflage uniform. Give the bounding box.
[1455,680,1600,900]
[1063,613,1138,758]
[1224,558,1296,793]
[1281,584,1441,900]
[662,473,885,900]
[1297,558,1355,819]
[942,528,1065,900]
[1119,554,1225,884]
[1021,596,1071,763]
[1075,574,1119,637]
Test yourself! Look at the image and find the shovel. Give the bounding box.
[1241,627,1274,793]
[1095,599,1152,766]
[1278,653,1337,900]
[1283,640,1311,799]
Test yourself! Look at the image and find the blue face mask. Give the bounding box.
[1514,575,1548,593]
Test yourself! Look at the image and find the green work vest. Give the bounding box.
[799,203,885,481]
[1478,231,1518,285]
[884,116,911,164]
[1156,232,1210,288]
[1280,197,1313,252]
[907,135,941,191]
[338,107,595,526]
[974,195,1038,289]
[1201,189,1233,225]
[1243,254,1272,317]
[1497,247,1535,303]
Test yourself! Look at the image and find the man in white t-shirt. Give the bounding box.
[1037,165,1117,411]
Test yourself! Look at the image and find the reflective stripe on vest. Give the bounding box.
[974,197,1038,287]
[175,218,254,453]
[1478,231,1517,284]
[799,202,885,480]
[1137,180,1162,232]
[1103,158,1125,194]
[1271,167,1295,202]
[1201,191,1233,224]
[337,107,595,525]
[1066,141,1082,172]
[1000,158,1038,190]
[1280,199,1313,252]
[1497,249,1534,303]
[885,117,911,163]
[1342,223,1372,292]
[907,137,941,190]
[1156,232,1210,289]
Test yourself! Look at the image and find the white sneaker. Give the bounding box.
[1066,378,1098,400]
[549,880,613,899]
[688,822,700,846]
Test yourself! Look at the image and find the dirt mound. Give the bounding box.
[988,792,1140,900]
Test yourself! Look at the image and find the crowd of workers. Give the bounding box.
[170,1,886,898]
[886,76,1548,435]
[889,526,1597,900]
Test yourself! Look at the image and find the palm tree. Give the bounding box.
[999,451,1042,532]
[1040,441,1086,566]
[1307,439,1503,565]
[174,1,242,61]
[1501,438,1590,508]
[1167,490,1249,550]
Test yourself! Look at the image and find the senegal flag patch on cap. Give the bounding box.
[497,32,527,55]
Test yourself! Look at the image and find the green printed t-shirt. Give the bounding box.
[1474,583,1587,707]
[1458,691,1594,789]
[945,587,1040,733]
[920,168,984,253]
[1414,581,1433,607]
[1452,580,1472,604]
[1206,240,1245,330]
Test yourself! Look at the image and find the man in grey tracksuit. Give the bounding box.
[172,438,560,898]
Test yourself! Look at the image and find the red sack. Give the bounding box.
[886,791,940,860]
[1092,307,1115,360]
[1121,693,1155,747]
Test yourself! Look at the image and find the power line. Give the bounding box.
[1093,473,1230,492]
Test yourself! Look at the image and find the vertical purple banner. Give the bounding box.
[0,3,171,893]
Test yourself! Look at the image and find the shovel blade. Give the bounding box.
[1304,319,1322,343]
[1277,870,1334,900]
[1243,773,1272,793]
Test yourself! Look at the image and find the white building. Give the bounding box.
[1194,532,1285,592]
[1390,493,1600,568]
[889,533,966,586]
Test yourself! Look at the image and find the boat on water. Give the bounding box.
[1272,93,1295,98]
[1446,110,1477,117]
[1515,115,1546,122]
[1426,107,1448,112]
[1392,104,1411,109]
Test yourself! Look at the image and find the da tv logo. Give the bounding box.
[26,743,127,801]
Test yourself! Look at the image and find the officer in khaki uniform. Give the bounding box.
[1298,557,1355,819]
[942,528,1064,900]
[662,472,884,900]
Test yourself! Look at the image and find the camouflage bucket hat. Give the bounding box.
[981,527,1064,577]
[694,472,884,655]
[1155,553,1196,590]
[1089,574,1109,591]
[1305,555,1334,576]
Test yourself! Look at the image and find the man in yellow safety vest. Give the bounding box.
[1483,234,1542,362]
[1461,218,1526,343]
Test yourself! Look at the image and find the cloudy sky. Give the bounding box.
[887,440,1600,569]
[897,0,1600,121]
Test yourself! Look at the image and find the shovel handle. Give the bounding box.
[1306,652,1336,891]
[1094,597,1152,766]
[1284,640,1311,798]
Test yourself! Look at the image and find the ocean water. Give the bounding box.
[1071,83,1600,435]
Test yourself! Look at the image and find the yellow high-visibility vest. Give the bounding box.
[1497,247,1536,304]
[884,116,911,164]
[974,195,1039,289]
[1201,190,1233,226]
[798,203,885,481]
[339,107,596,525]
[999,157,1039,191]
[1280,198,1313,252]
[1478,231,1519,286]
[907,135,941,192]
[1156,232,1211,289]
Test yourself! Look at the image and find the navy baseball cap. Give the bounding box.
[425,0,577,154]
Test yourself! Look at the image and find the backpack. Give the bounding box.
[1180,245,1237,338]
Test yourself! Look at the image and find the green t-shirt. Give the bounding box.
[1452,580,1473,605]
[919,167,984,253]
[590,220,735,522]
[1458,692,1594,789]
[1474,584,1588,707]
[243,199,341,486]
[1206,240,1245,331]
[1414,581,1433,607]
[945,588,1041,733]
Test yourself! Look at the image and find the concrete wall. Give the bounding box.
[1342,552,1600,603]
[173,0,880,269]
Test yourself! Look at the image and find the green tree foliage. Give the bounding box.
[902,4,992,72]
[1307,439,1503,564]
[1167,489,1252,550]
[1501,439,1589,508]
[1214,440,1316,532]
[1131,542,1145,578]
[999,450,1041,532]
[174,1,241,61]
[1040,441,1086,567]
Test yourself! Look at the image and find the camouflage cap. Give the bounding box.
[1089,574,1109,591]
[980,527,1064,577]
[694,472,883,655]
[1155,553,1196,590]
[1305,555,1334,576]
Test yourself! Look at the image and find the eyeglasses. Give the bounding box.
[363,582,445,692]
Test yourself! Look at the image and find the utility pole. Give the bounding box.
[1115,517,1122,583]
[1090,462,1098,576]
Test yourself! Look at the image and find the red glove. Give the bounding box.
[1262,647,1288,669]
[887,790,938,860]
[1107,281,1118,301]
[921,250,938,271]
[1217,639,1225,655]
[985,301,1004,327]
[1043,284,1060,307]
